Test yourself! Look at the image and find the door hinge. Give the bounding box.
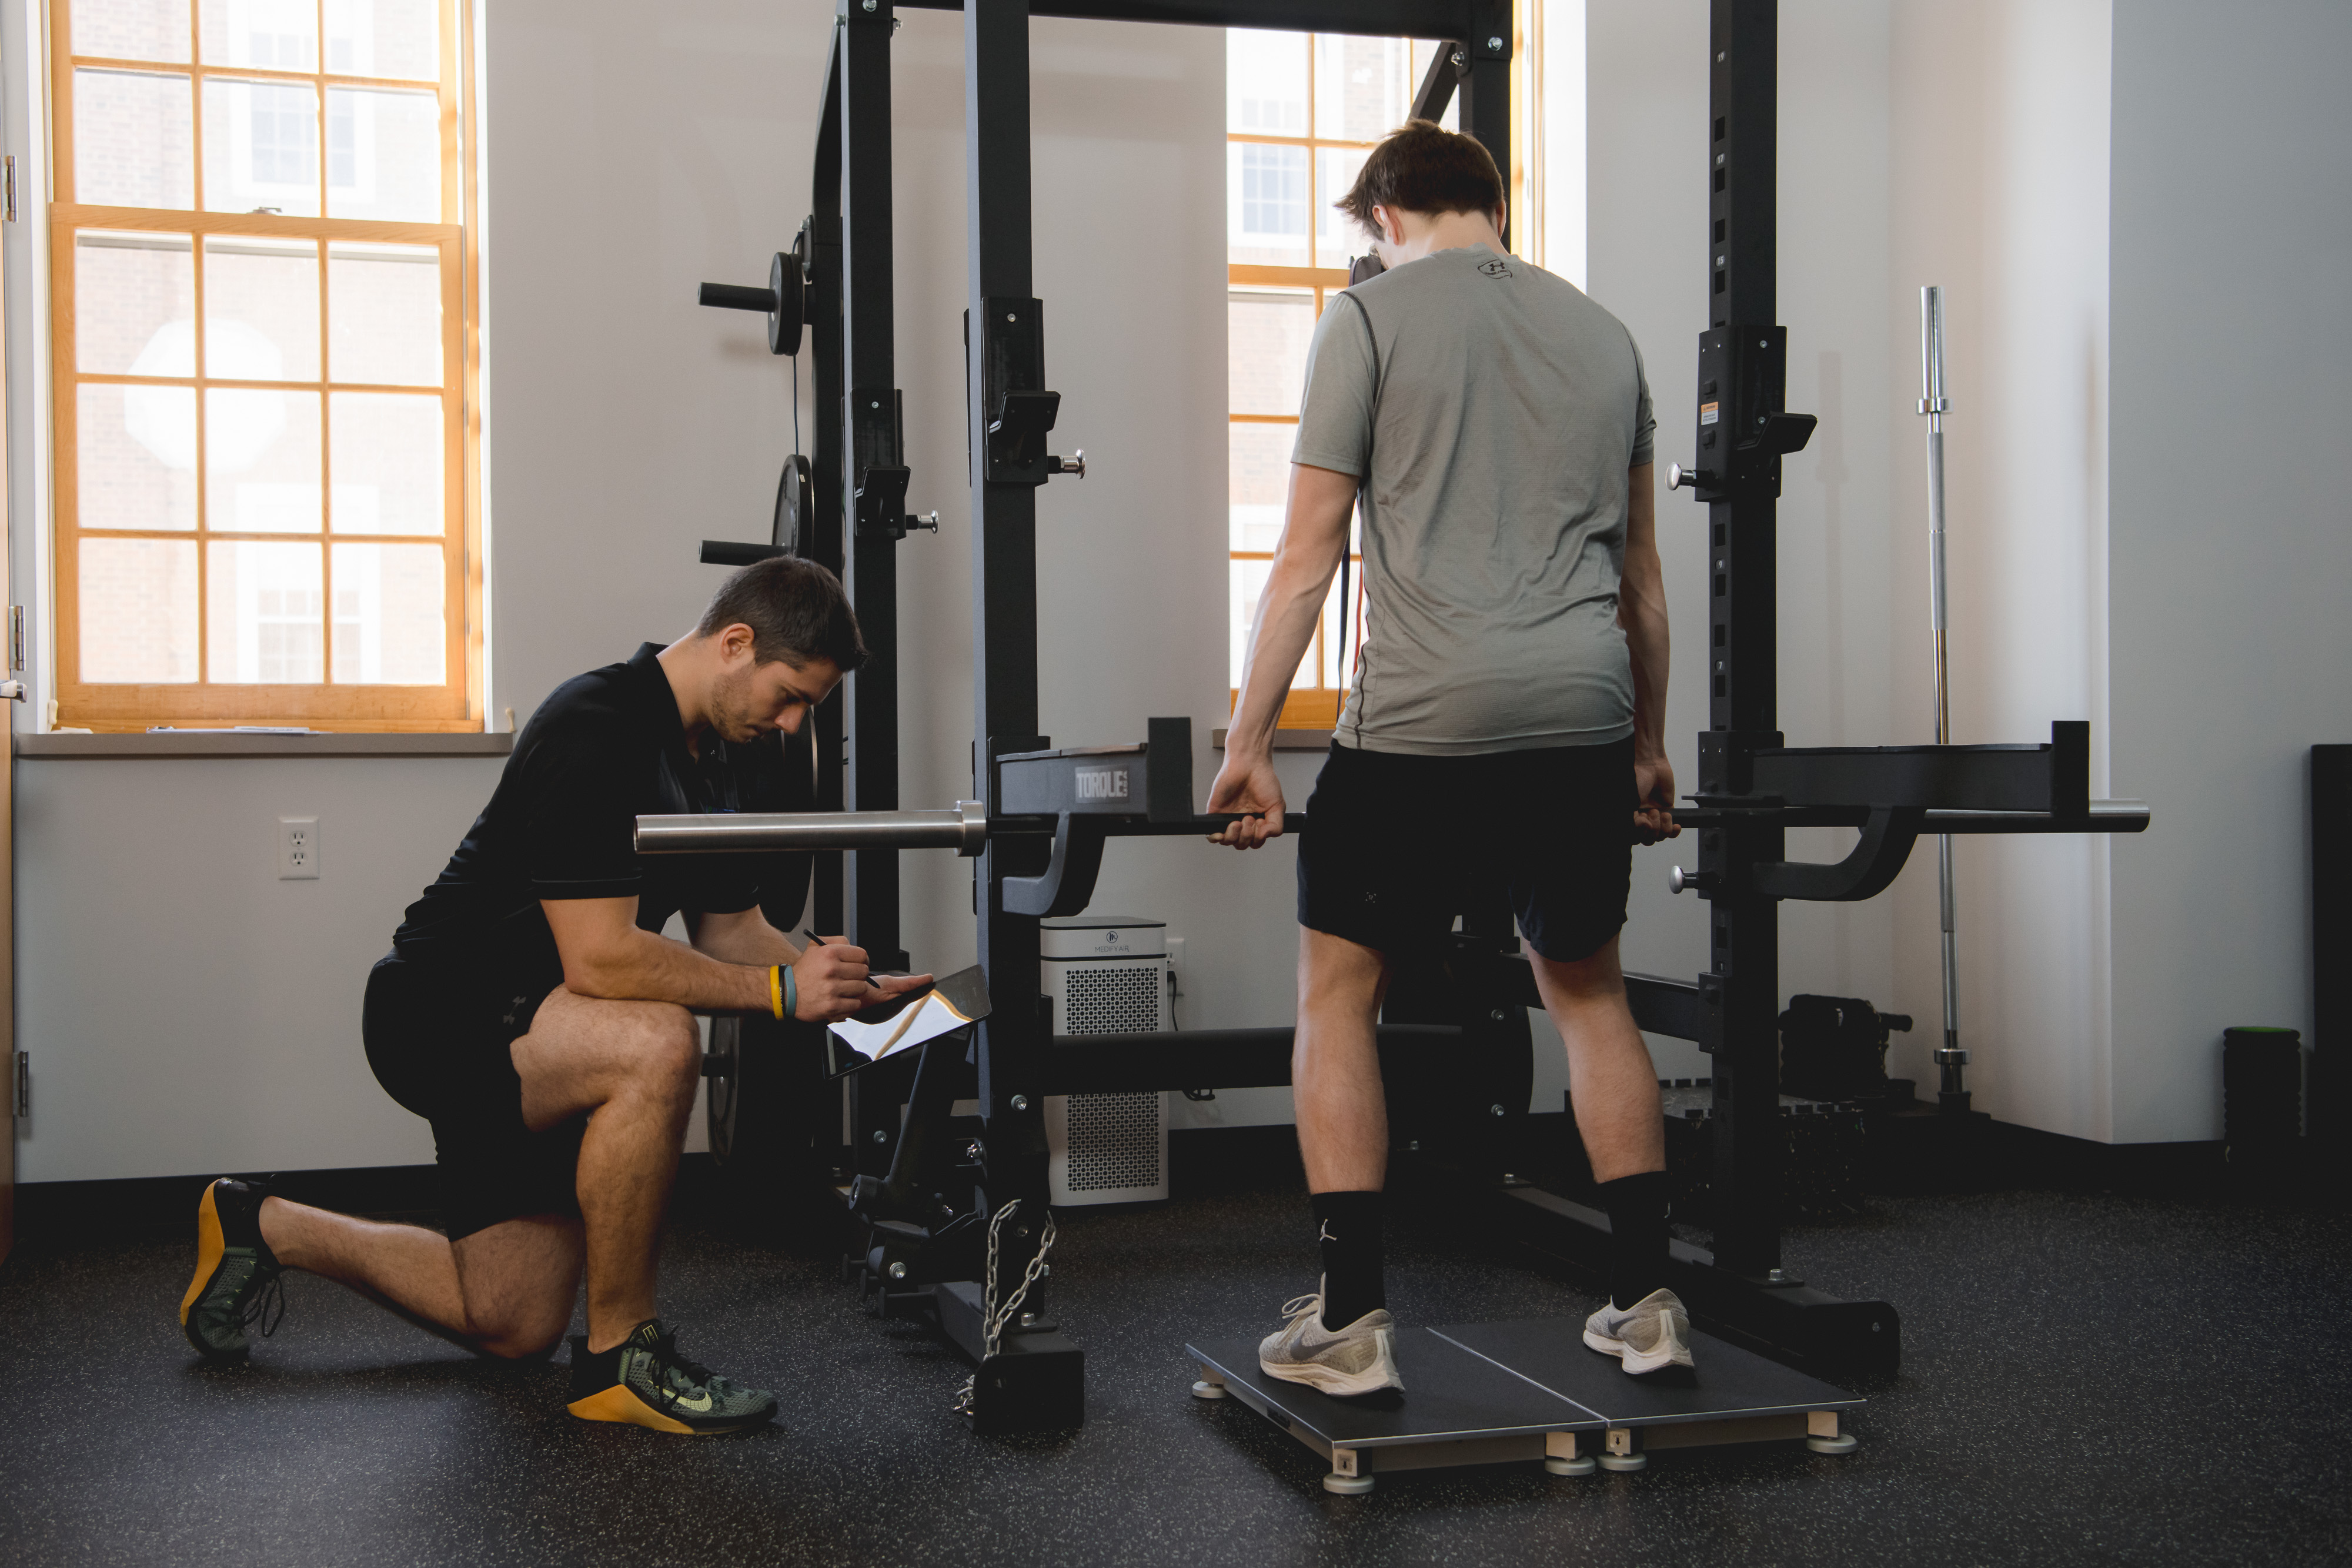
[9,605,23,671]
[4,156,16,223]
[14,1052,26,1118]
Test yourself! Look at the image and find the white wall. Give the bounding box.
[1882,0,2116,1137]
[14,758,496,1178]
[1585,0,1908,1083]
[2105,0,2352,1141]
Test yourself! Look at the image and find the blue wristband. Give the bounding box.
[783,965,797,1021]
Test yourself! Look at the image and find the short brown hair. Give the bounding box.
[695,554,869,673]
[1335,119,1505,235]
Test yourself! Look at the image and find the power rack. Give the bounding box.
[663,0,2149,1439]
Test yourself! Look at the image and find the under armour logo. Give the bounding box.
[1478,257,1512,278]
[1360,891,1380,905]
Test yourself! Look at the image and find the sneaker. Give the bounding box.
[567,1319,779,1435]
[1583,1288,1696,1375]
[179,1178,286,1362]
[1257,1285,1405,1398]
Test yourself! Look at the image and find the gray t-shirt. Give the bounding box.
[1292,243,1653,755]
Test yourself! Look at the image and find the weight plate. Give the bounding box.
[774,453,813,554]
[768,249,805,356]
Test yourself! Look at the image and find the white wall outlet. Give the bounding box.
[278,816,320,880]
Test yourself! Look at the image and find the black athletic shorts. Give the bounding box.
[1297,737,1636,963]
[362,952,584,1242]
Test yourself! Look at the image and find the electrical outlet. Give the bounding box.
[279,816,320,879]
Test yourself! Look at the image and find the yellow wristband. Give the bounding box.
[770,964,786,1021]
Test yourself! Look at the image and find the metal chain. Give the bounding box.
[952,1198,1058,1416]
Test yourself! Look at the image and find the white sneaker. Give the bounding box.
[1257,1285,1405,1397]
[1583,1288,1696,1375]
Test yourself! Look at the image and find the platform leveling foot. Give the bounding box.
[1806,1411,1857,1455]
[1545,1432,1596,1477]
[1191,1364,1228,1400]
[1322,1447,1374,1495]
[1598,1429,1647,1472]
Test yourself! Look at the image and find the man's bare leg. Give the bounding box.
[1286,927,1396,1338]
[1293,928,1391,1193]
[1529,935,1683,1348]
[1526,935,1665,1183]
[511,989,703,1353]
[249,988,699,1358]
[259,1203,582,1358]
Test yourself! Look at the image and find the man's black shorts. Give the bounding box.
[1297,737,1636,963]
[362,954,584,1242]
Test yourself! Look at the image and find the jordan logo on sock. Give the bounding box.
[1318,1221,1338,1243]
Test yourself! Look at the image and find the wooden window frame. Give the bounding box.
[46,0,483,732]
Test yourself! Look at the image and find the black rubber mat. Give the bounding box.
[2,1166,2348,1566]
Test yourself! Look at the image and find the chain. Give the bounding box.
[952,1198,1058,1416]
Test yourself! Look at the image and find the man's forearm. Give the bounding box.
[1230,555,1335,754]
[1231,464,1358,755]
[566,927,776,1013]
[691,910,803,971]
[1623,599,1670,758]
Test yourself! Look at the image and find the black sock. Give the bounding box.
[1311,1191,1386,1330]
[1598,1171,1672,1309]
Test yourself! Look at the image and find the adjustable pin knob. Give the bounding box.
[1666,462,1717,492]
[1668,866,1720,895]
[908,510,940,533]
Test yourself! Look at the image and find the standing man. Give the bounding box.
[1207,122,1687,1395]
[178,556,930,1433]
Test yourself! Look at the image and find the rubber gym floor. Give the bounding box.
[2,1136,2346,1568]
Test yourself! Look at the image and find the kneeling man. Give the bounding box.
[179,555,928,1433]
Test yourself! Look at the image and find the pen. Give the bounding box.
[802,928,883,988]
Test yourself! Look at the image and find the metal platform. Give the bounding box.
[1187,1317,1861,1493]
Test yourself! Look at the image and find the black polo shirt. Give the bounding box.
[392,643,766,987]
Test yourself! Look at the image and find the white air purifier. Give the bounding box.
[1041,914,1171,1206]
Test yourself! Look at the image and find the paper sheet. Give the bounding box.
[827,964,990,1067]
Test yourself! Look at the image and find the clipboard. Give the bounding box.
[826,964,991,1077]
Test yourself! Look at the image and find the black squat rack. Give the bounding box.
[654,0,2150,1455]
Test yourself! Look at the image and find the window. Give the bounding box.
[49,0,480,731]
[1225,17,1541,729]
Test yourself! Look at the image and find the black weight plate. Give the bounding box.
[767,249,804,356]
[773,453,813,554]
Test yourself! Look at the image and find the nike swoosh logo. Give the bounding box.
[663,1388,713,1413]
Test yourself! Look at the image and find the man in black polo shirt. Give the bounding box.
[176,556,928,1435]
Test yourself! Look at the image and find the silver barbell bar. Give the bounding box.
[636,800,990,857]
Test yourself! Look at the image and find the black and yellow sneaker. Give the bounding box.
[567,1319,777,1436]
[179,1178,286,1362]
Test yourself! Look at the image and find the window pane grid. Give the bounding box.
[54,0,470,725]
[64,222,452,687]
[1226,21,1515,723]
[1230,29,1392,717]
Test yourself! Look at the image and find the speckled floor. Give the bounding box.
[2,1159,2347,1567]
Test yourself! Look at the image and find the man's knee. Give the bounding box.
[1297,927,1388,1011]
[619,1002,703,1098]
[471,1309,570,1360]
